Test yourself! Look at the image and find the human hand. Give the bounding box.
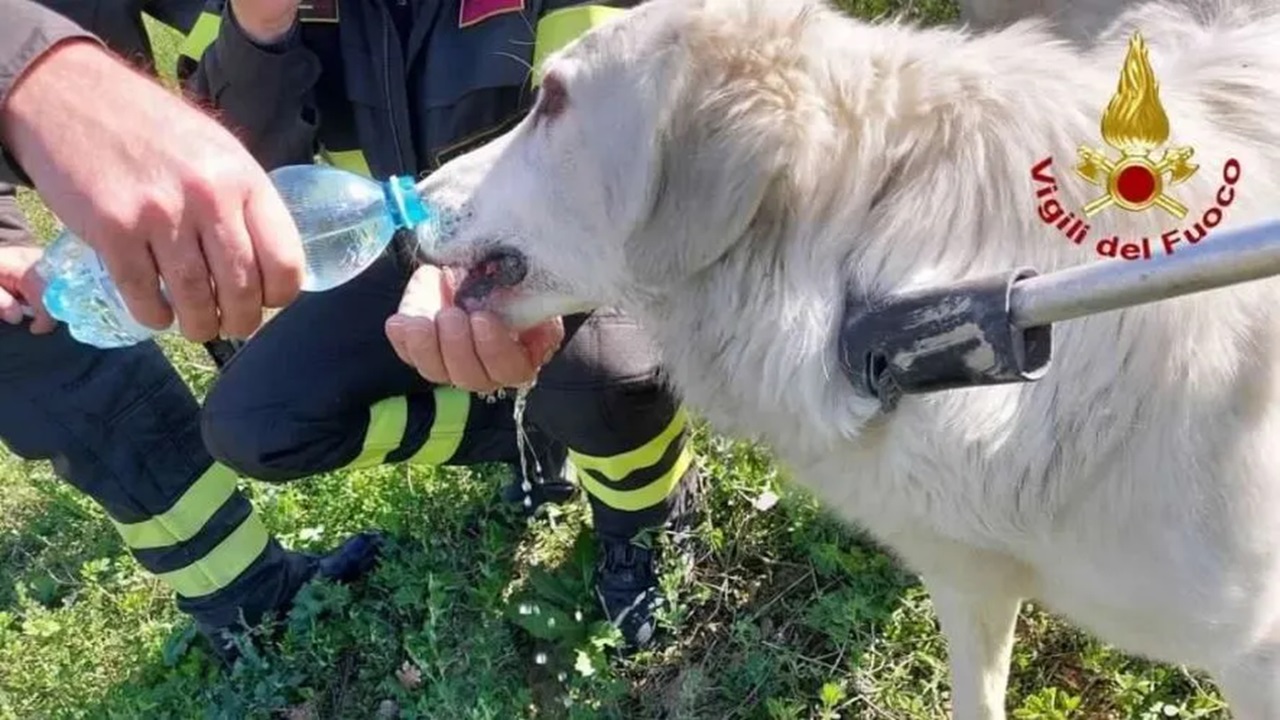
[0,243,55,334]
[385,264,565,394]
[231,0,302,44]
[0,40,305,343]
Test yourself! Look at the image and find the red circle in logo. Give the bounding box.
[1115,164,1158,205]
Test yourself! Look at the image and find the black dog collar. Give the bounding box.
[837,268,1054,413]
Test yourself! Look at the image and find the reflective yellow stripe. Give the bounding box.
[110,463,239,550]
[350,396,409,468]
[531,5,625,87]
[349,389,472,470]
[157,513,271,598]
[409,388,471,466]
[568,408,687,481]
[320,148,374,178]
[573,443,693,512]
[179,11,222,62]
[567,408,691,512]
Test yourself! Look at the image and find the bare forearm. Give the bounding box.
[229,0,298,44]
[0,40,163,193]
[0,32,305,343]
[183,0,320,170]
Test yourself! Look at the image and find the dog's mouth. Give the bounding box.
[452,247,529,313]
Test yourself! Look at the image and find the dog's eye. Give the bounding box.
[534,72,568,123]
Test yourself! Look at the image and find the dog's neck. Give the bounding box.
[631,15,1140,457]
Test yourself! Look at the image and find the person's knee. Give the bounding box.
[201,381,325,484]
[200,412,296,484]
[529,310,684,456]
[0,331,210,513]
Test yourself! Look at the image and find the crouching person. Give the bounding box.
[0,0,384,669]
[180,0,704,651]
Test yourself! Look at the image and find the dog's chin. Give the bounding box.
[498,294,604,330]
[453,270,595,331]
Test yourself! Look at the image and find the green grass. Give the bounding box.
[0,6,1231,719]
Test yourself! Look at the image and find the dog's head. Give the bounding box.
[416,0,815,329]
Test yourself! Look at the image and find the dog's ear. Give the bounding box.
[624,73,788,286]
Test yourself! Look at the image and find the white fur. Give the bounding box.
[958,0,1278,40]
[418,0,1280,716]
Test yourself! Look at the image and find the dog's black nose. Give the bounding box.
[477,248,527,287]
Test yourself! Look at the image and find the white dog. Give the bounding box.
[415,0,1280,716]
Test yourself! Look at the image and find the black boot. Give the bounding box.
[196,531,385,667]
[594,539,664,651]
[593,468,703,653]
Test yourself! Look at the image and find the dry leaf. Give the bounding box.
[752,490,780,511]
[282,702,315,720]
[395,661,422,691]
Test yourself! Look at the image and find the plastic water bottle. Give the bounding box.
[36,164,434,349]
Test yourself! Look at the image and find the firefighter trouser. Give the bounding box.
[200,247,696,541]
[0,189,310,630]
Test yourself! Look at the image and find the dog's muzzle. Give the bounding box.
[453,247,529,311]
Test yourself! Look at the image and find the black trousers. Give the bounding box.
[1,188,311,629]
[201,246,696,541]
[0,0,311,630]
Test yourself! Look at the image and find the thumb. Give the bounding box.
[0,287,22,325]
[399,263,450,318]
[19,263,56,334]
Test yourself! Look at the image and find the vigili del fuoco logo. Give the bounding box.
[1030,32,1241,261]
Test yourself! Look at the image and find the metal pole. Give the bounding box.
[1009,218,1280,329]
